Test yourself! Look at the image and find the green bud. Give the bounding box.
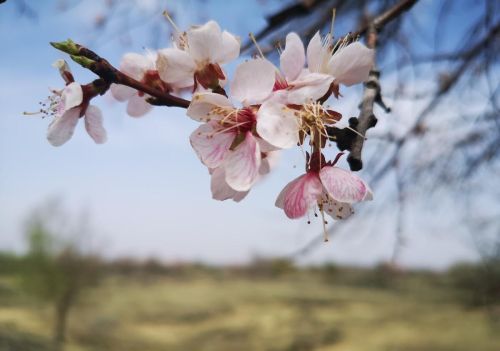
[70,55,95,69]
[50,39,80,56]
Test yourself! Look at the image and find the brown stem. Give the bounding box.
[71,45,190,109]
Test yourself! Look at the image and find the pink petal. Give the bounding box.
[47,107,80,146]
[256,101,299,149]
[156,48,196,88]
[187,20,223,62]
[120,53,155,80]
[319,166,368,203]
[84,105,107,144]
[280,32,305,82]
[230,58,276,106]
[190,123,235,168]
[306,31,322,72]
[275,172,323,219]
[211,167,249,202]
[126,94,153,117]
[62,82,83,110]
[110,83,135,102]
[287,72,333,105]
[187,92,233,122]
[328,42,374,86]
[223,132,261,192]
[214,31,240,64]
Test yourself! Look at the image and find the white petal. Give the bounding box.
[223,132,261,192]
[319,166,369,203]
[62,82,83,110]
[187,20,223,62]
[259,150,280,176]
[47,107,80,146]
[156,48,196,88]
[275,172,323,219]
[324,198,354,220]
[280,32,305,81]
[211,167,249,202]
[214,31,240,64]
[126,94,152,117]
[256,101,299,149]
[230,58,276,105]
[120,52,155,80]
[187,92,233,122]
[190,123,234,169]
[110,83,135,102]
[287,72,333,105]
[306,31,322,72]
[328,42,374,86]
[84,105,107,144]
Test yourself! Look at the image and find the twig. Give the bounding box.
[50,40,190,109]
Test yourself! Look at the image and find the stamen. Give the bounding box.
[346,126,366,139]
[163,10,181,33]
[329,8,336,40]
[320,209,329,242]
[249,33,265,59]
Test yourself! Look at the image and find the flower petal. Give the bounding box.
[287,72,333,105]
[223,132,261,192]
[214,31,240,64]
[211,167,249,202]
[62,82,83,110]
[259,150,280,176]
[319,166,369,203]
[256,101,299,149]
[120,53,154,80]
[187,20,223,62]
[328,42,374,86]
[126,94,153,117]
[306,31,322,72]
[230,58,276,105]
[190,123,234,169]
[84,105,107,144]
[275,172,323,219]
[187,92,233,122]
[324,199,354,220]
[47,107,80,146]
[110,83,136,102]
[280,32,305,81]
[156,48,196,88]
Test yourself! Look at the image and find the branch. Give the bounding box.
[50,40,190,109]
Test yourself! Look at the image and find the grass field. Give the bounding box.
[1,265,499,351]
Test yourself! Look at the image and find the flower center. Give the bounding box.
[209,106,256,135]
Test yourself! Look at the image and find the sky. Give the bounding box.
[0,0,485,269]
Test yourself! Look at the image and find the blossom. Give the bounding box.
[275,164,372,220]
[46,82,107,146]
[156,20,240,90]
[110,52,171,117]
[188,58,277,193]
[307,31,374,86]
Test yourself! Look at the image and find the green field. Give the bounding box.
[1,265,499,351]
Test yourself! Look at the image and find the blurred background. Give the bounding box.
[0,0,499,350]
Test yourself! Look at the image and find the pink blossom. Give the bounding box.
[188,58,277,192]
[45,82,106,147]
[275,166,372,220]
[156,21,240,90]
[110,52,172,117]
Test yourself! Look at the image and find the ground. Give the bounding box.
[0,266,499,351]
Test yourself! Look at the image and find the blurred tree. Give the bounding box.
[21,202,101,351]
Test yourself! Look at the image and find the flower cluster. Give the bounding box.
[35,18,376,233]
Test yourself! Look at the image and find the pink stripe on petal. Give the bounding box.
[319,166,368,203]
[190,123,234,169]
[275,172,323,219]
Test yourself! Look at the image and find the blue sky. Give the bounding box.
[0,0,485,268]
